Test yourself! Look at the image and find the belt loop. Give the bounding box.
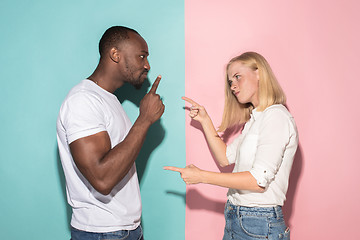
[274,206,281,220]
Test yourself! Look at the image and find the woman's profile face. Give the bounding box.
[227,61,259,107]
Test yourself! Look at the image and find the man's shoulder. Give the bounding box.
[58,81,107,118]
[65,80,103,103]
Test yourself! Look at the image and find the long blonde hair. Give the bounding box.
[218,52,286,132]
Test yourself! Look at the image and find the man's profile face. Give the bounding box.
[120,32,150,89]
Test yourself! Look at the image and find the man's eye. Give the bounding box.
[140,55,145,59]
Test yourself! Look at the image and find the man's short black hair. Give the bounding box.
[99,26,139,58]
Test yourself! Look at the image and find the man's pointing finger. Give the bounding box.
[149,75,162,94]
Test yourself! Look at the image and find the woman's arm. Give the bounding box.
[164,165,265,192]
[182,97,229,167]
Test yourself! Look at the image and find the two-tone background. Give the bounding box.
[1,1,359,239]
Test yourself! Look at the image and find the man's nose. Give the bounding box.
[144,59,150,71]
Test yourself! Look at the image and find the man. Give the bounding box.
[56,26,164,240]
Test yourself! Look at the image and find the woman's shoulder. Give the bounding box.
[263,104,293,118]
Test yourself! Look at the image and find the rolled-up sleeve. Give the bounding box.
[249,109,292,188]
[62,92,107,144]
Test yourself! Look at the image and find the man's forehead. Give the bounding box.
[121,32,147,49]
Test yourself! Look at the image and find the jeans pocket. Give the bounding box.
[239,215,269,238]
[279,227,290,239]
[269,219,289,239]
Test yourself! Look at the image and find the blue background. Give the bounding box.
[0,1,185,239]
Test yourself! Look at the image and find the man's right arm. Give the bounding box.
[70,77,164,195]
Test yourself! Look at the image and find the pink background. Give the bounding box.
[185,0,360,239]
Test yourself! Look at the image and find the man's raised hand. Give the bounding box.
[149,75,161,94]
[139,75,165,124]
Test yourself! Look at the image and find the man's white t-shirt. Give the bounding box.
[56,79,141,233]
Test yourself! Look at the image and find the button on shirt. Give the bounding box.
[226,104,298,207]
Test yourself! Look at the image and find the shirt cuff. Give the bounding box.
[249,168,274,188]
[67,127,106,144]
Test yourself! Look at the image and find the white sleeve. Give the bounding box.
[226,133,244,165]
[249,109,294,188]
[61,92,107,144]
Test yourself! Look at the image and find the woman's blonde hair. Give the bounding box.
[218,52,286,132]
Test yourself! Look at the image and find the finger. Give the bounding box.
[190,106,200,111]
[189,110,199,115]
[149,75,162,94]
[182,96,199,106]
[189,113,197,118]
[163,166,183,173]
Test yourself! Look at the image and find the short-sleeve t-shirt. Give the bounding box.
[56,79,141,232]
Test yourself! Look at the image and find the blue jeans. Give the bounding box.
[70,225,144,240]
[223,201,290,240]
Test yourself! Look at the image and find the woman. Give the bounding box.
[164,52,298,239]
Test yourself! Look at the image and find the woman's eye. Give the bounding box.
[227,80,232,86]
[140,55,145,59]
[235,75,241,79]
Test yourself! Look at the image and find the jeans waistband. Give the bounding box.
[226,201,283,219]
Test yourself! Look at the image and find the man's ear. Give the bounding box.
[109,47,120,63]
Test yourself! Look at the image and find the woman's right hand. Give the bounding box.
[182,96,209,123]
[182,96,229,167]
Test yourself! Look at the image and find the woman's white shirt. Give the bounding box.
[226,104,298,207]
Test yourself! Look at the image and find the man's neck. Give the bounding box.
[88,64,124,93]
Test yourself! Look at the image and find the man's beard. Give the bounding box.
[133,81,143,90]
[125,62,147,90]
[131,71,147,90]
